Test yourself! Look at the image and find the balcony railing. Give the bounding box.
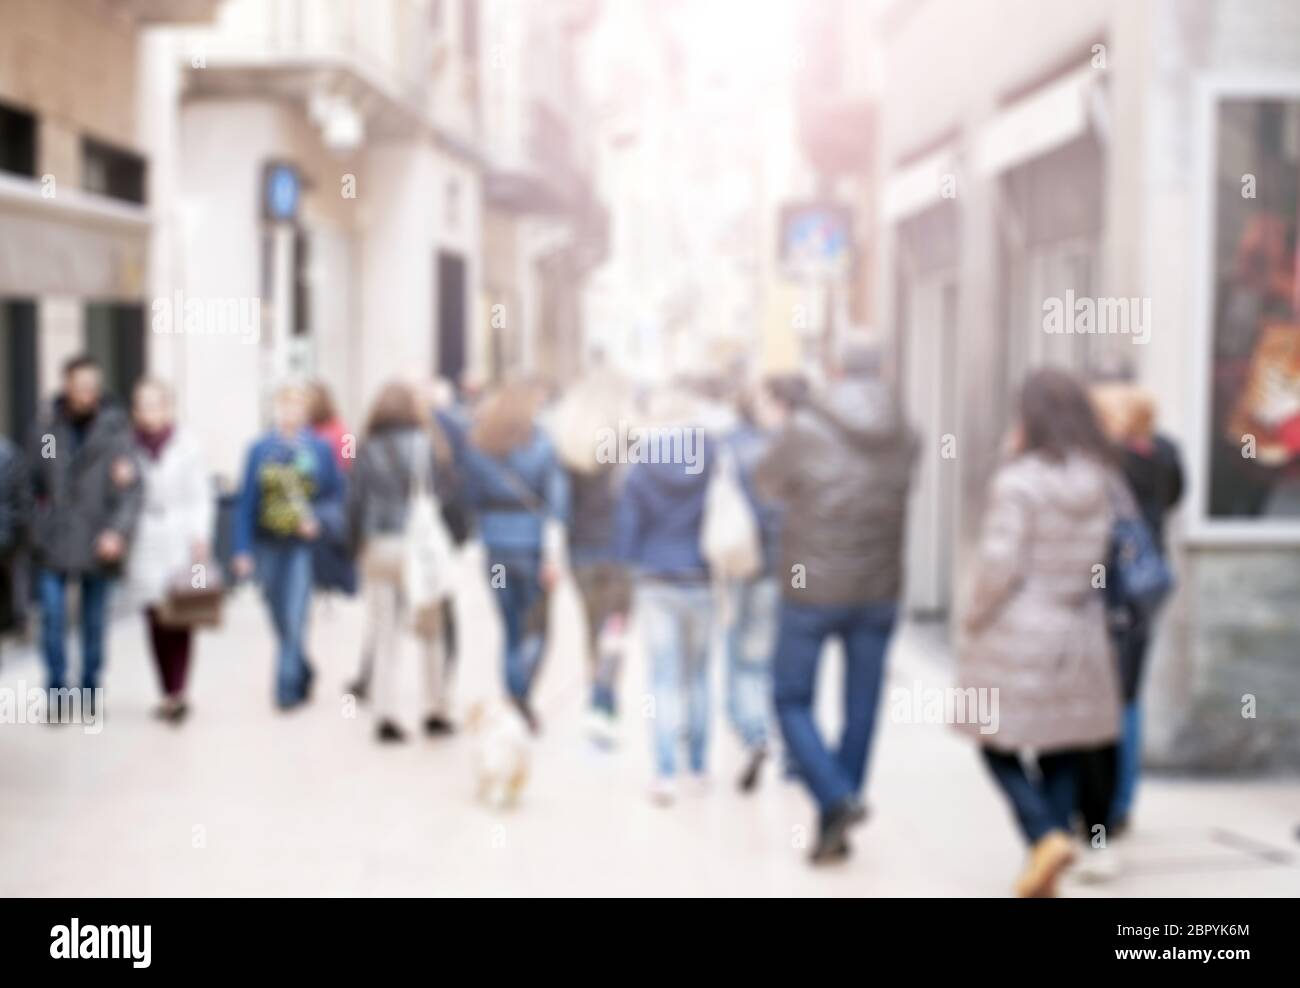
[192,0,432,109]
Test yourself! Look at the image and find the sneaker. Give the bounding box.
[810,799,868,865]
[738,746,767,794]
[585,708,618,749]
[1015,830,1076,898]
[1072,843,1122,884]
[376,720,408,744]
[649,778,677,807]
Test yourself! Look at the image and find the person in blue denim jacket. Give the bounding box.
[461,381,568,733]
[613,389,715,806]
[232,384,344,710]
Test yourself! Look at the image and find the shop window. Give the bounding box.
[1207,99,1300,519]
[82,137,147,205]
[293,229,311,337]
[0,101,36,178]
[84,303,146,405]
[0,300,39,443]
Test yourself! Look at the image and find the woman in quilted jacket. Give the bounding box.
[957,368,1121,897]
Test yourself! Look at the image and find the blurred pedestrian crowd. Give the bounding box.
[0,342,1182,895]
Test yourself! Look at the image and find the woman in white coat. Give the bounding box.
[126,379,213,722]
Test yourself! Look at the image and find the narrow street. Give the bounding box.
[1,545,1294,897]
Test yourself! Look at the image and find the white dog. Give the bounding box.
[467,700,531,809]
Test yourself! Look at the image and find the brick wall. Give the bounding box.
[0,0,141,187]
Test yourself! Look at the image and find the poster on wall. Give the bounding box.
[1208,99,1300,519]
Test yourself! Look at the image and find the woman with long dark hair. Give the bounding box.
[347,381,455,742]
[956,368,1121,897]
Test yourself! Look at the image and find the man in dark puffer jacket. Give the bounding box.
[26,355,142,695]
[756,342,916,864]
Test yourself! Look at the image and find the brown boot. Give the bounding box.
[1015,830,1076,898]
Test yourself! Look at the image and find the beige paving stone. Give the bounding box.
[0,545,1295,896]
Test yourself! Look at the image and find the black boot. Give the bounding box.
[424,715,456,737]
[301,661,316,702]
[510,696,541,736]
[376,720,407,743]
[810,799,868,865]
[738,746,767,794]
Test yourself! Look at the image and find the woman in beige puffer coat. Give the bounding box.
[957,368,1122,897]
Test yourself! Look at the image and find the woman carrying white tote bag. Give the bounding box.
[350,383,459,743]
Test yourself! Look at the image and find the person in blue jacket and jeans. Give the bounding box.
[614,389,715,807]
[233,383,344,710]
[462,380,568,733]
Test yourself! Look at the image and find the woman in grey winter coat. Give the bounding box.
[348,382,455,743]
[957,368,1121,898]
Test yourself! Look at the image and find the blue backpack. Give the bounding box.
[1106,481,1173,620]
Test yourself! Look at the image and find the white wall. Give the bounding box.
[174,99,270,483]
[358,141,483,401]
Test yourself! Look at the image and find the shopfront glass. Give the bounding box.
[1207,99,1300,519]
[84,303,146,407]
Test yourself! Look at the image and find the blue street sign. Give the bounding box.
[264,163,301,222]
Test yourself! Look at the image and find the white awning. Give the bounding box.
[0,174,149,299]
[882,146,958,224]
[974,65,1102,178]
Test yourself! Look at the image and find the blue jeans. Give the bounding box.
[773,599,896,814]
[637,580,713,779]
[725,577,779,751]
[38,570,111,690]
[981,748,1079,844]
[1112,700,1142,821]
[255,542,314,706]
[488,552,548,702]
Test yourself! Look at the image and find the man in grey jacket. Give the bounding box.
[26,356,142,697]
[755,342,916,864]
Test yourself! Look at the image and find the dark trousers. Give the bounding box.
[982,744,1118,844]
[773,598,897,814]
[146,607,193,698]
[1078,744,1119,838]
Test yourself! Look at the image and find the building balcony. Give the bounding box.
[176,0,479,157]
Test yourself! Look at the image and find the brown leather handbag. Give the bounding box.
[156,569,225,630]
